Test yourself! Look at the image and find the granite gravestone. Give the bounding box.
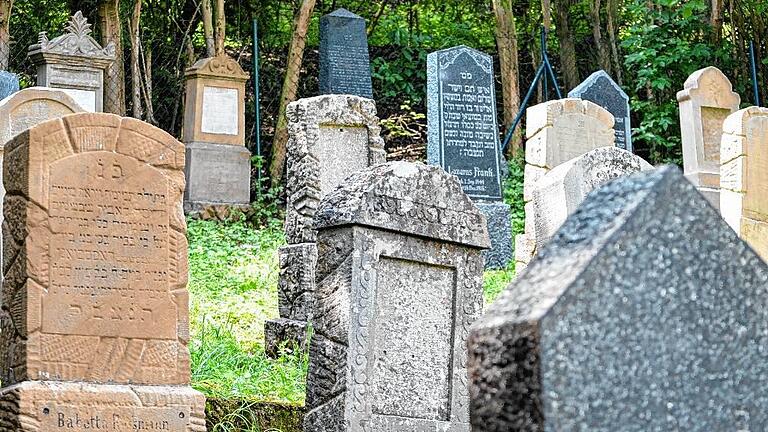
[531,146,652,247]
[264,94,386,357]
[0,113,206,431]
[427,45,511,269]
[28,12,115,112]
[515,98,615,273]
[678,66,740,209]
[721,106,768,261]
[304,162,490,432]
[568,70,632,152]
[468,166,768,431]
[0,71,19,100]
[319,8,373,98]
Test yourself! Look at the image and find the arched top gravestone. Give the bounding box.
[568,70,632,152]
[0,87,84,146]
[304,162,489,432]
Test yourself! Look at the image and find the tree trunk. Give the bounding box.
[214,0,225,56]
[606,0,621,84]
[268,0,316,184]
[542,0,551,31]
[493,0,522,156]
[130,0,142,119]
[0,0,12,71]
[98,0,126,115]
[711,0,722,41]
[201,0,214,57]
[141,43,156,124]
[554,0,579,90]
[589,0,610,74]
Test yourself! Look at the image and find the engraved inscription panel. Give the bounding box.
[316,125,369,197]
[60,89,96,112]
[44,151,177,339]
[43,405,189,431]
[701,106,730,165]
[552,113,613,166]
[325,42,371,97]
[372,257,455,420]
[10,100,78,137]
[201,86,239,136]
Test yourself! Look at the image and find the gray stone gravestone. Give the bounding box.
[427,45,511,269]
[319,8,373,98]
[0,71,19,100]
[304,162,490,432]
[568,70,632,152]
[468,165,768,431]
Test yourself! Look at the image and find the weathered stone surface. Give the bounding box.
[476,202,512,269]
[319,9,373,99]
[678,66,740,209]
[305,162,489,432]
[568,70,632,152]
[469,165,768,431]
[28,12,115,112]
[531,146,653,247]
[267,94,386,355]
[183,141,251,211]
[264,318,310,359]
[515,98,615,272]
[0,71,20,101]
[721,106,768,260]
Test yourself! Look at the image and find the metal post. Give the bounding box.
[252,18,262,191]
[502,64,546,152]
[750,41,761,107]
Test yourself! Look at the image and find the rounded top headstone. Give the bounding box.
[314,161,491,248]
[676,66,740,107]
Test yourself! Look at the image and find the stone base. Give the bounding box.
[696,186,720,211]
[0,381,206,431]
[184,141,251,211]
[264,318,310,359]
[476,202,512,269]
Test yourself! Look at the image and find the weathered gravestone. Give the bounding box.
[427,45,511,269]
[264,94,385,357]
[531,146,652,248]
[515,98,614,272]
[568,70,632,152]
[319,8,373,98]
[0,113,206,430]
[303,162,490,432]
[182,55,251,213]
[678,66,740,210]
[0,71,20,101]
[468,165,768,431]
[721,106,768,260]
[28,11,115,112]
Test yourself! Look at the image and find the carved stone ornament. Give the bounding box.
[28,11,115,60]
[185,55,249,81]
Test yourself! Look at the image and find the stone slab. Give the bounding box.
[319,8,373,98]
[0,71,19,101]
[476,202,512,269]
[263,318,310,359]
[469,165,768,431]
[183,141,251,211]
[568,70,632,152]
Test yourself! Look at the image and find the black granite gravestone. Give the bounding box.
[319,8,373,99]
[568,70,632,152]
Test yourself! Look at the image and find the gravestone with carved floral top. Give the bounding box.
[28,11,115,112]
[303,162,489,432]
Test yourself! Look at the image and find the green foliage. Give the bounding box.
[250,155,284,228]
[483,264,515,305]
[371,31,431,108]
[503,153,526,237]
[379,104,426,139]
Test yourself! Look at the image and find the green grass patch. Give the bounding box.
[483,264,515,305]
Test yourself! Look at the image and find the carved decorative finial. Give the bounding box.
[65,11,93,38]
[37,32,48,47]
[28,11,115,60]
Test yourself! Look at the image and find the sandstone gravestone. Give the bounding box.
[182,55,250,213]
[721,106,768,260]
[0,71,20,100]
[304,162,490,432]
[264,94,385,357]
[0,113,206,430]
[427,45,511,269]
[515,98,614,273]
[469,166,768,431]
[531,146,652,247]
[568,70,632,152]
[319,8,373,98]
[678,66,740,209]
[28,11,115,112]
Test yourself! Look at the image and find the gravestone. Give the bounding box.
[678,66,740,209]
[721,106,768,260]
[28,11,114,112]
[468,166,768,431]
[427,45,511,268]
[531,146,652,247]
[0,71,20,100]
[0,113,206,430]
[515,98,614,273]
[182,55,251,213]
[319,8,373,98]
[304,162,490,432]
[568,70,632,152]
[264,94,385,357]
